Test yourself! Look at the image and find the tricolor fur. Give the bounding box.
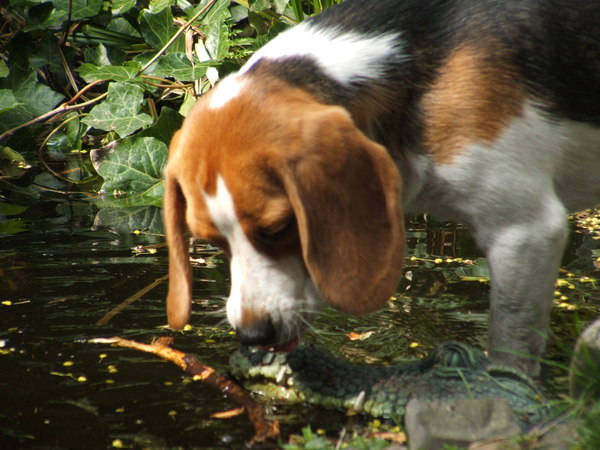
[164,0,600,376]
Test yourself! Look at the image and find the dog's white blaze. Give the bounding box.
[241,24,404,85]
[208,76,247,109]
[203,176,320,337]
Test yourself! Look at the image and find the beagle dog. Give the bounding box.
[164,0,600,376]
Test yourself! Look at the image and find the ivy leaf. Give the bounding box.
[110,0,137,15]
[0,59,8,77]
[93,136,166,201]
[24,0,104,31]
[46,114,85,156]
[1,145,31,178]
[23,2,63,31]
[84,44,126,67]
[136,106,183,144]
[0,89,23,114]
[0,67,64,136]
[199,0,232,26]
[28,32,65,73]
[147,0,173,14]
[271,0,290,14]
[0,67,64,117]
[148,53,209,81]
[83,82,152,136]
[77,61,142,83]
[198,0,232,60]
[140,7,185,52]
[205,20,230,60]
[249,0,271,12]
[52,0,104,21]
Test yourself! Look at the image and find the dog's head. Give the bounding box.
[164,75,404,350]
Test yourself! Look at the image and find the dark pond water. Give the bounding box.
[1,195,599,448]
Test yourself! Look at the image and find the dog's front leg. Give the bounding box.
[481,201,569,377]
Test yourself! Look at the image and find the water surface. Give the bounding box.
[1,197,598,448]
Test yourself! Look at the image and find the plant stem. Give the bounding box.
[0,92,107,143]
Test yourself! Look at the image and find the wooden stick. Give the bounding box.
[96,274,168,325]
[89,336,280,446]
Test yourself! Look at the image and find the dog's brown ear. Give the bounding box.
[164,134,192,329]
[281,106,404,314]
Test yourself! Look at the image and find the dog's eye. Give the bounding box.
[256,218,295,244]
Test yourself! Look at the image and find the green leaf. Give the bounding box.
[0,218,29,235]
[272,0,290,14]
[107,17,141,38]
[205,20,230,60]
[199,0,232,26]
[140,7,185,52]
[136,106,183,144]
[149,0,175,13]
[0,90,23,114]
[23,2,63,31]
[111,0,137,14]
[148,53,209,81]
[77,61,142,82]
[46,114,85,156]
[230,4,249,22]
[83,82,153,136]
[28,32,64,73]
[178,90,196,116]
[1,145,31,178]
[93,136,166,200]
[24,0,104,30]
[0,66,64,120]
[0,202,29,216]
[84,44,126,67]
[51,0,104,21]
[249,0,271,12]
[0,60,8,78]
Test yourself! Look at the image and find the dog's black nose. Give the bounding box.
[235,318,277,346]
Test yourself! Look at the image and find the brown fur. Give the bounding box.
[164,76,405,327]
[422,45,525,164]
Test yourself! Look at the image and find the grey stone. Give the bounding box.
[569,317,600,399]
[405,398,521,450]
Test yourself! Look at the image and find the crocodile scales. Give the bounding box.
[230,341,552,429]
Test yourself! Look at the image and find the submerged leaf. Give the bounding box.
[93,206,164,235]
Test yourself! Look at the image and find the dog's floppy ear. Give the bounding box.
[164,132,192,329]
[280,106,404,314]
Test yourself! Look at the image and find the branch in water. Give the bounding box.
[89,336,280,446]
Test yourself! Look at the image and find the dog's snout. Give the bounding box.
[235,317,277,346]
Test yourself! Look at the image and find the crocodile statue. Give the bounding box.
[229,341,552,429]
